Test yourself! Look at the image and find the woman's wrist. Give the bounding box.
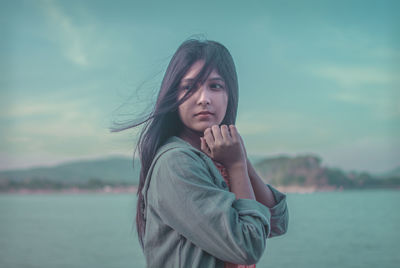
[225,160,248,174]
[246,159,255,180]
[225,161,255,200]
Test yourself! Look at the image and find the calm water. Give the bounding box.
[0,190,399,268]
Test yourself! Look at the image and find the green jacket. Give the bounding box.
[141,136,289,268]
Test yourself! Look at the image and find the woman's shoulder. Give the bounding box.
[146,136,216,190]
[154,136,204,163]
[150,136,217,179]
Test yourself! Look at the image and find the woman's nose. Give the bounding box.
[197,86,211,105]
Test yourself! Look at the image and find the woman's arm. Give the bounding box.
[226,162,256,200]
[247,159,289,237]
[201,124,288,237]
[202,125,256,200]
[246,160,277,208]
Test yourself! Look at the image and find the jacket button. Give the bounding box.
[221,181,227,188]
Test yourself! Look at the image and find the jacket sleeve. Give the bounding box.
[265,184,289,238]
[152,148,271,265]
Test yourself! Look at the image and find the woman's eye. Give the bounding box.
[181,85,192,91]
[210,83,224,90]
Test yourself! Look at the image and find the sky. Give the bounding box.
[0,0,399,174]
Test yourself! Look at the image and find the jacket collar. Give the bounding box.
[156,135,201,156]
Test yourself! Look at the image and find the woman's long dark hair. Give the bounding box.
[112,38,240,249]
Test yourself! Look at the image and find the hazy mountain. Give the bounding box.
[376,165,400,179]
[0,155,398,190]
[0,157,140,185]
[254,154,400,189]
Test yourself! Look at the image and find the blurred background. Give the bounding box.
[0,0,399,268]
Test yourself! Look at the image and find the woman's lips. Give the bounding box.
[195,111,213,116]
[195,112,213,119]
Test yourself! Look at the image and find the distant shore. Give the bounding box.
[1,186,138,194]
[1,184,399,195]
[275,185,340,193]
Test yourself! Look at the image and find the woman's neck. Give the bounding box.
[178,127,202,151]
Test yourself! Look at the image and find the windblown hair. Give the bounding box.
[112,38,239,249]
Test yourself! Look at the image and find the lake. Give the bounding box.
[0,190,399,268]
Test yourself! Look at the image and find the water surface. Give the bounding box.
[0,190,398,268]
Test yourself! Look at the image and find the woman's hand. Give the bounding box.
[200,124,247,169]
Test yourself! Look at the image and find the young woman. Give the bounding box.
[115,39,288,268]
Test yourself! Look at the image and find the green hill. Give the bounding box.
[0,154,398,191]
[0,157,140,190]
[254,154,400,189]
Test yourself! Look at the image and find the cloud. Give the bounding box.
[41,0,90,66]
[331,90,400,119]
[308,63,400,119]
[0,98,84,118]
[311,65,399,87]
[236,109,340,154]
[236,112,273,135]
[0,94,137,156]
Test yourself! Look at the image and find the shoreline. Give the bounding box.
[1,186,138,194]
[275,185,340,193]
[1,185,398,194]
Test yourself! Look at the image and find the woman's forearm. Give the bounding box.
[247,159,277,208]
[226,162,256,200]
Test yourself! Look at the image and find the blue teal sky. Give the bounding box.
[1,0,399,174]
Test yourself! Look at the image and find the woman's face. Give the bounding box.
[177,60,228,134]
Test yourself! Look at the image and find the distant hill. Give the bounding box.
[0,157,140,190]
[377,165,400,179]
[254,154,400,189]
[0,154,399,191]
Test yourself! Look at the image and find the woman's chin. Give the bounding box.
[185,120,222,134]
[195,122,216,132]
